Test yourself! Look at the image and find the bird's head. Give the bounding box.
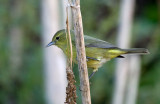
[46,29,74,50]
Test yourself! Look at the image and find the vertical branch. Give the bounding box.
[66,6,73,67]
[125,56,140,104]
[42,0,67,103]
[112,0,138,104]
[9,1,23,103]
[65,60,77,104]
[65,6,77,104]
[9,0,23,79]
[68,0,91,104]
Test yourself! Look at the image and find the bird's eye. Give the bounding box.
[56,37,60,40]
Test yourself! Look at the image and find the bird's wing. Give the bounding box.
[84,35,119,49]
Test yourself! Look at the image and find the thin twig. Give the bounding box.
[65,5,77,104]
[66,6,73,68]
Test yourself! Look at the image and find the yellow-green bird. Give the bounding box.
[47,29,149,78]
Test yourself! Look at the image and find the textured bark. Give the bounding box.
[65,60,77,104]
[68,0,91,104]
[65,6,77,104]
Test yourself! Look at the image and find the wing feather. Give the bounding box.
[84,35,118,49]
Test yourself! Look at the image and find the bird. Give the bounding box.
[47,29,149,79]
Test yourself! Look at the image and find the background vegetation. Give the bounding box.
[0,0,159,104]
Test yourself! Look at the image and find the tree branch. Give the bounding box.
[68,0,91,104]
[65,5,77,104]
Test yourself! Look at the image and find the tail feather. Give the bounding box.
[121,48,150,54]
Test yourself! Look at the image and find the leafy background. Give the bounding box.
[0,0,159,104]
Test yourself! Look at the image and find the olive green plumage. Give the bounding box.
[47,29,149,76]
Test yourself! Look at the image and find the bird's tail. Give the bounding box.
[121,48,150,54]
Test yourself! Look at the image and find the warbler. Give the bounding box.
[47,29,149,78]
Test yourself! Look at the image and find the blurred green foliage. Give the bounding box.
[0,0,159,104]
[0,0,44,104]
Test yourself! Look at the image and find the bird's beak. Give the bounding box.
[46,41,55,47]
